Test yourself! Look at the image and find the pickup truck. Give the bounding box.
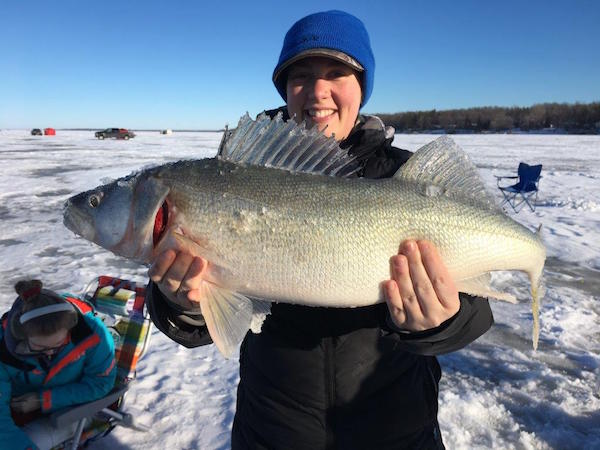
[95,128,136,140]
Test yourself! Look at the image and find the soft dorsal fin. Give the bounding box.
[217,112,360,177]
[394,135,500,210]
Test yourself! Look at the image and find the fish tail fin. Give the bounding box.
[530,265,546,351]
[529,232,546,351]
[198,282,271,358]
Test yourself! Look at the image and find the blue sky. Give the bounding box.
[1,0,599,130]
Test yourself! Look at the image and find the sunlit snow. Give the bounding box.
[0,129,598,449]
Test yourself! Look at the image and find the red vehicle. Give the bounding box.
[44,128,56,136]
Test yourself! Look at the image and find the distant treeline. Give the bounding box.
[376,102,600,134]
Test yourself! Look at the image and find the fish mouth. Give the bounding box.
[63,200,96,241]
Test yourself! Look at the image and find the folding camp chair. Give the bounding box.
[495,162,542,212]
[41,276,152,450]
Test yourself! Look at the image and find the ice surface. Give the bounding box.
[0,130,598,449]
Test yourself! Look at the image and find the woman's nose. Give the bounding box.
[309,77,330,99]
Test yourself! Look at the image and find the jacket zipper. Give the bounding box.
[324,336,335,449]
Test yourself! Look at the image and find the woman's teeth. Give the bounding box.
[308,109,335,118]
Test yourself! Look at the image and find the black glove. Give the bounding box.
[11,392,41,413]
[145,281,213,348]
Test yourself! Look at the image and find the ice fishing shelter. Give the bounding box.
[44,128,56,136]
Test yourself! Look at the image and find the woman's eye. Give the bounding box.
[288,72,309,82]
[328,70,348,79]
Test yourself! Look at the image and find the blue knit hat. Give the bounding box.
[272,10,375,107]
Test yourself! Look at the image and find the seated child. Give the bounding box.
[0,280,116,450]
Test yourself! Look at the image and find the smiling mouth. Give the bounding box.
[306,109,336,119]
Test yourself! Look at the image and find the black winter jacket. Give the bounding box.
[145,109,494,449]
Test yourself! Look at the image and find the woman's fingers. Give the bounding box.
[401,240,436,319]
[390,252,423,325]
[183,257,208,303]
[148,249,177,283]
[383,279,407,327]
[418,240,459,313]
[160,252,195,294]
[180,257,207,291]
[385,240,460,331]
[148,250,208,306]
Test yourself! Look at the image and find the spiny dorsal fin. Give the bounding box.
[394,135,500,210]
[217,112,360,177]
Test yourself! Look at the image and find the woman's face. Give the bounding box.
[286,56,362,141]
[28,329,69,356]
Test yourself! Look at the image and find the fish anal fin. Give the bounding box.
[456,274,517,304]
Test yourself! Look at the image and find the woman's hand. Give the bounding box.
[383,240,460,332]
[148,249,208,309]
[10,393,41,413]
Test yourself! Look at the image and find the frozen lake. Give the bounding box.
[0,129,599,449]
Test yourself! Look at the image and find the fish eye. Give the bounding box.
[88,193,102,208]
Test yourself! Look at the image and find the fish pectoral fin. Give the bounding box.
[199,282,271,358]
[199,283,252,358]
[456,274,517,304]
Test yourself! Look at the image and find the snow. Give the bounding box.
[0,130,599,449]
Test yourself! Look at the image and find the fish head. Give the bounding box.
[63,172,170,263]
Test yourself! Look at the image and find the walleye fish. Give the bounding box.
[63,113,546,357]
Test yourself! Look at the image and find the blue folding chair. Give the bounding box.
[496,162,542,212]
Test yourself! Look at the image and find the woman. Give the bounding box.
[0,280,116,449]
[146,10,494,449]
